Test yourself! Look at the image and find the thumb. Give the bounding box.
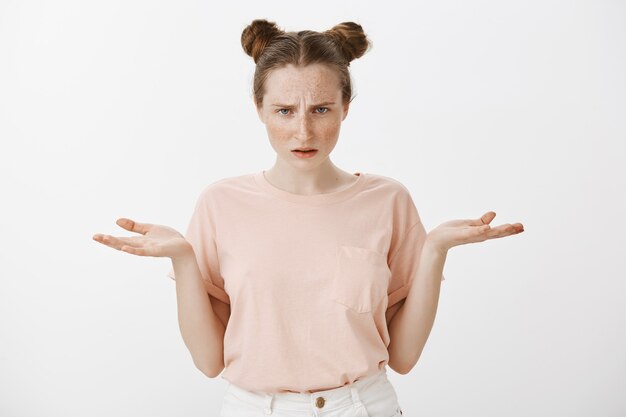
[116,218,150,235]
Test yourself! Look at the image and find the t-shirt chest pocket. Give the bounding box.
[330,245,392,313]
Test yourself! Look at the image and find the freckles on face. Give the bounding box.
[258,64,347,150]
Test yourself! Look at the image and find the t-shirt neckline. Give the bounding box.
[253,170,367,205]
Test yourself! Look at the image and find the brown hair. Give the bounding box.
[241,19,373,109]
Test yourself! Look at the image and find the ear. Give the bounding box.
[253,95,265,123]
[342,101,350,121]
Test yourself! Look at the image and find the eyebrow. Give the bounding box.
[271,101,336,107]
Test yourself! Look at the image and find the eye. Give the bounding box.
[276,107,329,116]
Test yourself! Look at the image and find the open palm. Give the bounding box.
[427,211,524,254]
[93,218,191,260]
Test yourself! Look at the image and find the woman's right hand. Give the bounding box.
[93,218,192,260]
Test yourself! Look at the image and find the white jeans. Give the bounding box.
[219,368,404,417]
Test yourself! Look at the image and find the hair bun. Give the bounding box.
[241,19,284,63]
[324,22,372,62]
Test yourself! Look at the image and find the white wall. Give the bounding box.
[1,0,624,416]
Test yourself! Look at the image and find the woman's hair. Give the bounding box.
[241,19,373,109]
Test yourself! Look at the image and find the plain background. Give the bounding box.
[1,0,625,416]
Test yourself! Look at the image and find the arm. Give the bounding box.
[387,210,524,374]
[173,245,226,378]
[387,240,446,374]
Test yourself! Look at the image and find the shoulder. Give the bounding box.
[363,172,415,200]
[196,172,258,201]
[363,173,421,225]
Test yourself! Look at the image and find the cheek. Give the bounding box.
[265,121,290,140]
[265,124,288,141]
[318,119,342,137]
[265,117,342,141]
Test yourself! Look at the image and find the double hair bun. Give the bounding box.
[241,19,372,64]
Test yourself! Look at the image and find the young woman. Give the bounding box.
[93,19,524,417]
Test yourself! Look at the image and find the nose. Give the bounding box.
[295,112,314,142]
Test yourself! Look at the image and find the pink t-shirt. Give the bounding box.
[167,170,445,393]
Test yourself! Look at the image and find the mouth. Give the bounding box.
[291,148,318,158]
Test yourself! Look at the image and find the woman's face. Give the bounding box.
[255,63,349,170]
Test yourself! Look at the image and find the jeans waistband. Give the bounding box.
[224,368,389,414]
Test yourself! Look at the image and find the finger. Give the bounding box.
[118,244,155,256]
[93,233,116,245]
[465,211,496,227]
[95,234,123,251]
[116,218,151,235]
[479,211,496,224]
[484,223,524,239]
[93,231,166,258]
[121,240,166,257]
[494,223,524,234]
[94,234,138,252]
[444,217,491,227]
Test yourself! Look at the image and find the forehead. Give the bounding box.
[264,64,341,101]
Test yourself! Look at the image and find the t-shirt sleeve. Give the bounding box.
[166,187,230,305]
[386,191,445,310]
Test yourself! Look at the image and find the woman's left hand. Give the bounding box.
[426,211,524,255]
